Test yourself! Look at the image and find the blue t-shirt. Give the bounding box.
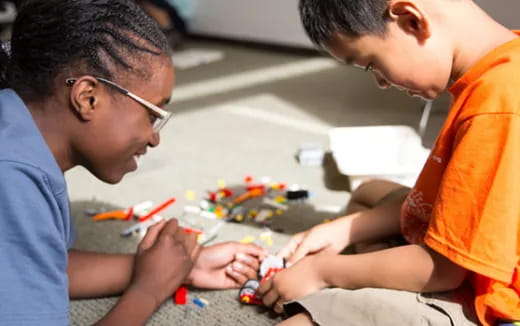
[0,89,75,325]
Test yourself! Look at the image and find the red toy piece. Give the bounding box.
[246,184,266,192]
[174,285,188,305]
[124,206,134,221]
[138,197,176,222]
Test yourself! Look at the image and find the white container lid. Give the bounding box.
[329,125,430,177]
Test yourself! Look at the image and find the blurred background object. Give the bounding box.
[137,0,194,50]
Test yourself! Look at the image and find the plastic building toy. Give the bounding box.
[297,142,325,166]
[239,280,262,305]
[120,215,163,237]
[286,189,309,201]
[138,197,176,222]
[193,297,206,307]
[174,285,188,305]
[208,188,233,203]
[92,209,131,222]
[239,255,285,305]
[92,201,153,222]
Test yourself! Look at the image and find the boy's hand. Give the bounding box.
[277,218,350,265]
[129,219,200,307]
[257,255,328,314]
[186,242,267,289]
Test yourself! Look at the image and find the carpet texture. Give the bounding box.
[69,198,343,325]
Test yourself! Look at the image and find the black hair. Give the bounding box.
[299,0,389,47]
[0,0,170,101]
[0,41,10,89]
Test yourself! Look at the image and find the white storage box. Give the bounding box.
[329,126,430,189]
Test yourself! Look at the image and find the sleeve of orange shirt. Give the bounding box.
[424,112,520,283]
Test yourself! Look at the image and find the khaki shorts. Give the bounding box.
[284,287,479,326]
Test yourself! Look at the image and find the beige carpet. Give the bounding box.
[69,195,344,325]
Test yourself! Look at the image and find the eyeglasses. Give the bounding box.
[66,77,172,133]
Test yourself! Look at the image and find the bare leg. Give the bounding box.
[346,179,406,214]
[278,313,316,326]
[345,179,409,253]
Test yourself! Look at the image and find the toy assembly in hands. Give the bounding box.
[89,175,305,306]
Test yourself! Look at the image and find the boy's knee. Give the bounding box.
[349,179,405,207]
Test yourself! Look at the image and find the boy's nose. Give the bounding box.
[374,74,391,89]
[148,132,160,148]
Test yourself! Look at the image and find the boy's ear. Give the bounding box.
[69,76,100,121]
[388,1,431,42]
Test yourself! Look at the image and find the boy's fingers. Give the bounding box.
[139,220,167,252]
[276,233,304,259]
[286,242,311,265]
[256,276,272,297]
[274,299,285,314]
[261,286,279,307]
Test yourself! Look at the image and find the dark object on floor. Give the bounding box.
[286,189,309,201]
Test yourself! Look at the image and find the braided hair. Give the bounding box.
[1,0,170,101]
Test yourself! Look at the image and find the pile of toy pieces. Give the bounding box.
[90,197,218,243]
[90,176,310,243]
[185,176,310,226]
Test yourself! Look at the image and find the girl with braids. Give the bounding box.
[0,1,265,325]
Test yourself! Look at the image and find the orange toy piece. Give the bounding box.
[233,188,265,205]
[92,209,129,221]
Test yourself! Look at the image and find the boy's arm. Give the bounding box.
[280,194,404,263]
[342,194,404,245]
[323,244,467,292]
[67,250,135,298]
[259,243,467,311]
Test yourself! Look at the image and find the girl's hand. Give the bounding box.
[187,242,267,289]
[129,219,200,307]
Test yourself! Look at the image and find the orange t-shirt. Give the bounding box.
[400,34,520,325]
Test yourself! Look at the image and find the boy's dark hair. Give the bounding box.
[299,0,389,47]
[0,0,170,101]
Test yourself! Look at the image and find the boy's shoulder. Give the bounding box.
[456,37,520,118]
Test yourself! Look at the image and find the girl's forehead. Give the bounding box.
[122,58,174,100]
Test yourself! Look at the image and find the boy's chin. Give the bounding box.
[408,90,439,101]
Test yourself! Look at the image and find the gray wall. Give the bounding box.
[190,0,519,48]
[475,0,520,28]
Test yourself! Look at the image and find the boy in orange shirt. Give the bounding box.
[256,0,520,325]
